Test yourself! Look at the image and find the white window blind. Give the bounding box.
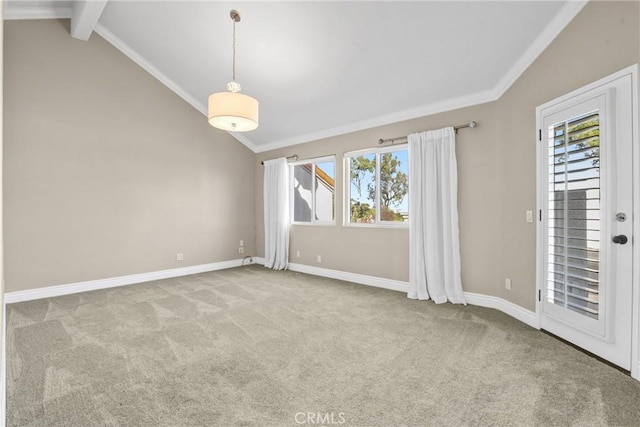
[547,111,601,320]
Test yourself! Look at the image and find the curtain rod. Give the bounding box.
[378,121,478,145]
[260,154,298,165]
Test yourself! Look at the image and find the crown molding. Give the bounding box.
[93,23,207,115]
[254,89,496,153]
[7,1,586,154]
[256,0,588,152]
[3,5,72,20]
[492,0,589,98]
[93,23,258,152]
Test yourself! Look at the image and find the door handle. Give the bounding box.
[612,235,628,245]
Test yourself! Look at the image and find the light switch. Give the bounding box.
[526,210,533,223]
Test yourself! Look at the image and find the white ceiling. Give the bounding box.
[5,1,587,152]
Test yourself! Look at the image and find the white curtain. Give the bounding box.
[263,158,290,270]
[408,127,466,304]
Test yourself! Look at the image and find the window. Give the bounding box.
[291,156,336,224]
[345,147,409,225]
[546,111,601,319]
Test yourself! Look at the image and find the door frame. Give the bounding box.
[535,64,640,380]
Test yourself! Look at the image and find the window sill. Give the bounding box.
[343,222,409,229]
[291,222,336,227]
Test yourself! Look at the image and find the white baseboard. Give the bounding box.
[4,259,247,304]
[256,258,539,329]
[4,257,538,331]
[463,292,538,329]
[254,258,409,293]
[1,306,5,425]
[288,262,410,293]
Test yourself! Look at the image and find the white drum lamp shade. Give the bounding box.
[208,10,259,133]
[208,91,259,132]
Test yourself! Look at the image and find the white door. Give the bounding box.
[537,67,636,370]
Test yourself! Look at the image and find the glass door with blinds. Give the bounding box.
[537,69,634,370]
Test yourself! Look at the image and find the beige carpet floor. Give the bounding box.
[6,265,640,426]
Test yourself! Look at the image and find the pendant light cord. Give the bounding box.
[232,18,236,82]
[226,11,242,93]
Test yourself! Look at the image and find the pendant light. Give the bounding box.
[208,10,259,132]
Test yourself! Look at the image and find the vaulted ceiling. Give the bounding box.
[4,1,587,152]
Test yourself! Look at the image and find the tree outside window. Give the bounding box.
[347,149,408,224]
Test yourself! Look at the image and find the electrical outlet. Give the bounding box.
[296,251,301,258]
[239,240,244,247]
[239,247,245,254]
[526,210,533,223]
[176,253,184,261]
[505,278,512,290]
[317,255,322,263]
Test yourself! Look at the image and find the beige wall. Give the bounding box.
[3,20,256,293]
[256,102,501,296]
[3,2,638,309]
[256,1,640,310]
[495,0,639,310]
[1,2,5,414]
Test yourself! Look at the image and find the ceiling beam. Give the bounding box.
[71,0,108,41]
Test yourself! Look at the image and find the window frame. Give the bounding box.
[344,145,409,228]
[290,155,336,226]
